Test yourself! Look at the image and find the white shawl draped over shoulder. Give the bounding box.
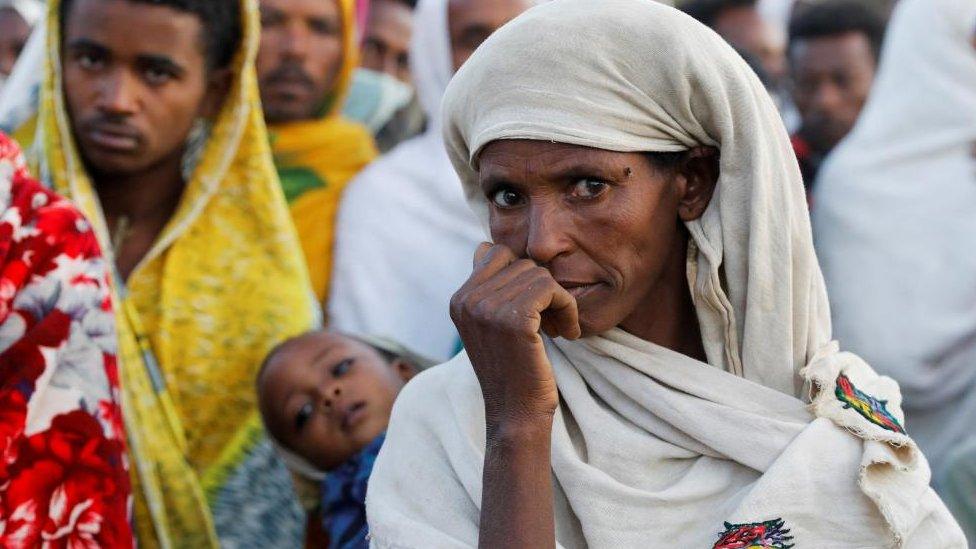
[366,1,966,547]
[812,0,976,483]
[328,0,484,361]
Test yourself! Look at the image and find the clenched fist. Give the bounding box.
[451,243,582,428]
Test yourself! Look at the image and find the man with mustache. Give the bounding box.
[257,0,377,307]
[31,0,318,546]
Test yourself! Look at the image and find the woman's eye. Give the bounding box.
[570,179,609,199]
[294,402,313,431]
[490,187,524,208]
[331,358,353,377]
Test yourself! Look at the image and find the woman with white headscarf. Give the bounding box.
[813,0,976,490]
[365,0,965,546]
[329,0,537,362]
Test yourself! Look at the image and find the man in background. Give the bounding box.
[681,0,787,91]
[257,0,377,305]
[788,0,887,190]
[346,0,426,152]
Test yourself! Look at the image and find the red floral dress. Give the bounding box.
[0,133,132,548]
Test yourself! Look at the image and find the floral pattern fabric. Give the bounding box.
[0,132,131,548]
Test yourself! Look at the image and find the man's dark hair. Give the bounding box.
[60,0,242,71]
[680,0,757,28]
[789,1,888,63]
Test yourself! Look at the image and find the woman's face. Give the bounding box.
[478,140,714,338]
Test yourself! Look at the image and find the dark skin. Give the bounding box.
[62,0,231,280]
[257,0,343,124]
[360,0,414,84]
[0,8,30,78]
[713,6,786,87]
[447,0,540,72]
[258,332,417,470]
[450,140,719,548]
[790,32,877,156]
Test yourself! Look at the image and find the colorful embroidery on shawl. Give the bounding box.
[713,518,795,549]
[834,373,905,434]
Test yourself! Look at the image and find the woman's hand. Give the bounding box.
[452,243,576,549]
[450,243,581,433]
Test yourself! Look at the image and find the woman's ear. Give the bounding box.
[392,358,419,383]
[198,68,234,120]
[676,146,720,222]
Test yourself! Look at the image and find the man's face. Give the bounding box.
[360,0,413,84]
[791,32,876,155]
[62,0,214,177]
[448,0,539,72]
[0,8,31,78]
[257,0,343,124]
[714,7,787,86]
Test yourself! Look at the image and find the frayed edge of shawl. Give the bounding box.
[801,343,929,547]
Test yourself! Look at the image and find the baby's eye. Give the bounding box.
[570,179,609,200]
[331,358,353,378]
[490,187,525,209]
[294,402,313,431]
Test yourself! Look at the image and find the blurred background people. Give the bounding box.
[22,0,317,545]
[329,0,540,363]
[0,0,41,93]
[813,0,976,525]
[258,0,377,308]
[343,0,427,152]
[681,0,788,100]
[943,439,976,542]
[788,0,887,192]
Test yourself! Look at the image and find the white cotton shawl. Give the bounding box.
[366,1,966,547]
[328,0,485,361]
[812,0,976,483]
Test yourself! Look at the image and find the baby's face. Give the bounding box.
[259,333,414,470]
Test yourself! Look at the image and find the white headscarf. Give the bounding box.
[366,1,965,547]
[328,0,485,361]
[813,0,976,483]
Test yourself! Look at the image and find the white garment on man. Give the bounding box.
[328,0,483,361]
[814,0,976,486]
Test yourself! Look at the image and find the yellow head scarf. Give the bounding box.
[268,0,378,305]
[34,0,316,546]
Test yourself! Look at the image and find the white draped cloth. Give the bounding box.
[328,0,484,361]
[813,0,976,483]
[365,1,965,547]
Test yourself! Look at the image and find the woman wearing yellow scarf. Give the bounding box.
[25,0,316,546]
[258,0,378,306]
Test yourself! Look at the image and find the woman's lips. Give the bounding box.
[559,281,602,300]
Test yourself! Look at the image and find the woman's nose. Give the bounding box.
[525,203,574,265]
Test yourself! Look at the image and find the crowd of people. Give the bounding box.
[0,0,972,547]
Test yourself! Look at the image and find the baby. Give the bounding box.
[257,331,433,548]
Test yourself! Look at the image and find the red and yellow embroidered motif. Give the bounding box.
[713,518,795,549]
[835,373,905,434]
